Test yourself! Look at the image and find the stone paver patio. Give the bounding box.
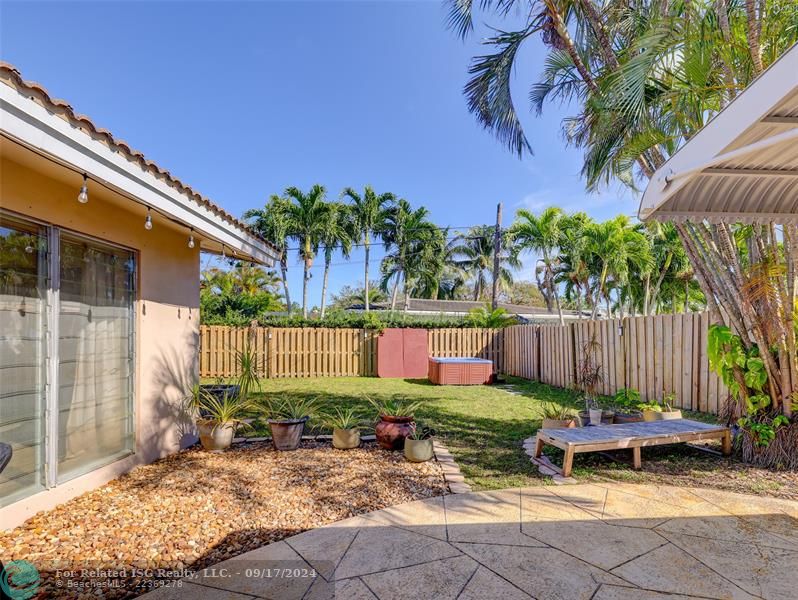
[145,483,798,600]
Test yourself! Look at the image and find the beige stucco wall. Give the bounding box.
[0,155,200,529]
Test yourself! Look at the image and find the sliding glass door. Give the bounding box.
[0,214,47,505]
[57,234,135,482]
[0,210,135,506]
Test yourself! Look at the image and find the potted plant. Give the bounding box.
[575,334,607,425]
[323,407,364,449]
[613,388,644,423]
[260,395,318,451]
[643,392,682,421]
[404,425,435,462]
[535,402,577,429]
[184,385,253,452]
[369,395,422,451]
[199,346,260,406]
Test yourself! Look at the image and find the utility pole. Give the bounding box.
[492,202,502,311]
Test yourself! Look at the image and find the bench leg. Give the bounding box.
[632,447,642,470]
[534,436,545,458]
[562,446,575,477]
[722,431,732,456]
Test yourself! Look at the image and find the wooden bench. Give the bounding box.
[534,419,731,477]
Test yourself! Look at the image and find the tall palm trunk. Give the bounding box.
[390,271,400,311]
[577,0,619,70]
[544,252,565,325]
[320,255,331,319]
[363,235,371,311]
[544,0,599,94]
[590,265,608,320]
[745,0,764,74]
[280,255,292,315]
[403,273,411,312]
[302,259,311,318]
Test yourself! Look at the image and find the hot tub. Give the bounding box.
[428,357,493,385]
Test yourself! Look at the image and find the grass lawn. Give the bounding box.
[220,375,798,499]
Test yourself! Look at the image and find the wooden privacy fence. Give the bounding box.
[503,312,728,414]
[200,326,503,379]
[201,314,727,414]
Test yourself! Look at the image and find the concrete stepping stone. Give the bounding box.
[360,495,448,540]
[141,581,254,599]
[520,488,666,570]
[445,489,545,547]
[454,542,627,600]
[658,530,798,599]
[305,576,376,600]
[610,542,756,599]
[458,566,534,600]
[360,555,478,600]
[285,516,373,580]
[189,540,318,599]
[594,585,694,599]
[333,523,461,580]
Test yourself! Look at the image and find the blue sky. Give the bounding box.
[0,0,638,305]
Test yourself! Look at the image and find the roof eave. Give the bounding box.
[0,67,277,265]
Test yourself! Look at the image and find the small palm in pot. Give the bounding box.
[260,395,318,451]
[323,407,366,450]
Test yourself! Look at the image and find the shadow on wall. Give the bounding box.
[144,328,200,461]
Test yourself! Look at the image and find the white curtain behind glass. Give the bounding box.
[57,235,134,482]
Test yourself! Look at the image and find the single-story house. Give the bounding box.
[345,298,594,323]
[0,63,278,528]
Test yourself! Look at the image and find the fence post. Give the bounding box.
[266,327,274,379]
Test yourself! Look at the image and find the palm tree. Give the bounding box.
[510,207,566,325]
[456,225,519,301]
[450,1,798,465]
[381,199,436,311]
[318,202,354,318]
[342,185,395,312]
[244,195,293,313]
[585,216,652,320]
[555,212,593,319]
[232,263,280,296]
[284,184,328,318]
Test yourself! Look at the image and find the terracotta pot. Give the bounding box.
[268,417,308,451]
[541,418,577,429]
[197,421,235,452]
[375,415,415,451]
[405,438,434,462]
[613,412,644,424]
[332,428,360,449]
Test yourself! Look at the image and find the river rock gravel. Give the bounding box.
[0,441,447,598]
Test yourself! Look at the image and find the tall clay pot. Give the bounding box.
[375,415,415,450]
[197,421,235,452]
[268,417,308,451]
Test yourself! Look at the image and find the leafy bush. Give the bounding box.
[367,395,422,418]
[322,407,366,430]
[255,310,493,330]
[260,395,319,422]
[465,305,518,328]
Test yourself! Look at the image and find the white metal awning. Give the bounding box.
[639,43,798,224]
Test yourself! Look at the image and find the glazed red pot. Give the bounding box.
[375,415,415,451]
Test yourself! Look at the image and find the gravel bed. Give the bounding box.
[0,441,447,598]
